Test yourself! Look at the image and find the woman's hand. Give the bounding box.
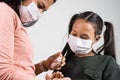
[43,52,65,70]
[45,71,71,80]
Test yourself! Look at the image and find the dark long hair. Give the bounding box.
[62,11,116,60]
[0,0,56,17]
[0,0,21,17]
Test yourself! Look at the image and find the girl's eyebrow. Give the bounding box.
[72,29,90,38]
[72,29,77,33]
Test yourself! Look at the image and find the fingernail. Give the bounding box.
[56,56,62,62]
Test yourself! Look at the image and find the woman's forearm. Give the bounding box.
[34,61,48,75]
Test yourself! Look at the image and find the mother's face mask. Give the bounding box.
[19,1,41,27]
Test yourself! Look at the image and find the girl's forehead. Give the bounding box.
[72,19,95,32]
[72,19,95,38]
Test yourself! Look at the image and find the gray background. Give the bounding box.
[27,0,120,79]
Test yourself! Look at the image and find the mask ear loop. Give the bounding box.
[21,0,22,5]
[20,0,30,6]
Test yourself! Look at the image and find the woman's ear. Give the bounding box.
[93,35,101,44]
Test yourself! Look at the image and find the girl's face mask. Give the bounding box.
[67,35,93,55]
[19,1,41,27]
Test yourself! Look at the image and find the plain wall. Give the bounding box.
[27,0,120,79]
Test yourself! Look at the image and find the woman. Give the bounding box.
[0,0,70,80]
[56,11,120,80]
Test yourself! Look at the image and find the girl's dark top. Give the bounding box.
[59,54,120,80]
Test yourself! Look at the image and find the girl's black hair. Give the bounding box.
[53,0,56,3]
[0,0,21,17]
[62,11,116,60]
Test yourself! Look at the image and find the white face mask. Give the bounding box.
[67,35,93,54]
[19,1,41,27]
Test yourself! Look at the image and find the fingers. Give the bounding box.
[45,71,63,80]
[51,77,71,80]
[46,52,66,70]
[62,77,71,80]
[61,56,66,66]
[45,74,52,80]
[44,52,62,70]
[52,71,64,78]
[46,72,71,80]
[54,54,66,70]
[51,52,62,61]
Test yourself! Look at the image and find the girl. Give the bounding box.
[58,11,120,80]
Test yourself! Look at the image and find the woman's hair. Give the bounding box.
[62,11,116,60]
[0,0,56,17]
[53,0,56,3]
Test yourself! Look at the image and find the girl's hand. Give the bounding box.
[43,52,65,70]
[45,71,71,80]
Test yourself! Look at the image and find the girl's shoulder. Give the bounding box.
[96,54,114,59]
[97,55,119,67]
[96,55,115,62]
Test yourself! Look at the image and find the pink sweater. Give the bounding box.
[0,2,36,80]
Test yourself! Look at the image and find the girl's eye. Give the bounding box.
[80,35,90,39]
[71,34,77,37]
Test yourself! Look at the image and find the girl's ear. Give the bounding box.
[93,35,101,44]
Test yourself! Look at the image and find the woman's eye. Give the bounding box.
[37,2,45,9]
